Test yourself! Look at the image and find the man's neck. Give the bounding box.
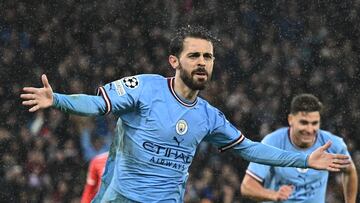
[174,77,199,102]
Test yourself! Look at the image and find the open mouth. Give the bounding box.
[193,70,208,76]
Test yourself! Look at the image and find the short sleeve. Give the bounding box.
[245,135,276,182]
[328,135,351,157]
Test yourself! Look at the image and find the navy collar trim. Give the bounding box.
[167,77,198,107]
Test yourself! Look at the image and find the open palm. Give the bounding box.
[308,141,350,172]
[20,74,53,112]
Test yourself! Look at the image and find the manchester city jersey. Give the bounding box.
[246,127,350,203]
[95,74,243,202]
[52,74,310,203]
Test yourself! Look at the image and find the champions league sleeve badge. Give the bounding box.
[176,120,188,135]
[123,76,139,89]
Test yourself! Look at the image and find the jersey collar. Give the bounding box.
[167,77,198,108]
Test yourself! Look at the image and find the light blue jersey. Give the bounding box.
[53,74,310,203]
[247,127,350,203]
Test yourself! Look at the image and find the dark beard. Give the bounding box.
[179,63,209,90]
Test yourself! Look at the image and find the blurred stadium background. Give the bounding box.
[1,0,359,202]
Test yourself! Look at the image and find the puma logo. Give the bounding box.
[173,136,184,146]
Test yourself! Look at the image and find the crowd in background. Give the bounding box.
[1,0,360,202]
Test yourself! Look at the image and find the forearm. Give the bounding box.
[234,138,308,168]
[343,163,358,203]
[53,93,106,116]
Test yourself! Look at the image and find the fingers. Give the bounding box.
[333,158,351,164]
[22,100,37,106]
[327,156,351,172]
[321,141,332,150]
[20,93,36,100]
[29,105,40,112]
[277,185,293,200]
[327,166,340,172]
[334,154,350,160]
[42,74,50,88]
[22,87,39,93]
[332,159,350,168]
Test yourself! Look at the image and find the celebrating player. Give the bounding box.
[241,94,358,203]
[21,25,350,202]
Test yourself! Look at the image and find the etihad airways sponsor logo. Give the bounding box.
[142,141,193,166]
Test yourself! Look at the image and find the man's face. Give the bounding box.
[176,37,214,90]
[288,111,320,148]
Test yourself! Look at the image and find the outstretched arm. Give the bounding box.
[21,74,106,116]
[342,161,358,203]
[241,173,293,201]
[234,139,350,171]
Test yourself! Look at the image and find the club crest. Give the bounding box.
[176,119,188,135]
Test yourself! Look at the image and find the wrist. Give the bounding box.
[52,93,58,107]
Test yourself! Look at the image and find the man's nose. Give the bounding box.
[197,56,206,66]
[305,124,316,133]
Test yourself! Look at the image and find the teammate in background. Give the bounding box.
[81,152,108,203]
[21,25,350,203]
[241,94,358,203]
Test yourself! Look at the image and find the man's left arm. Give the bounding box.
[342,161,358,203]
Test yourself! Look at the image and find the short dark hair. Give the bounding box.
[169,25,219,57]
[290,94,323,114]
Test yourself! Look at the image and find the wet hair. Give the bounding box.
[169,25,219,57]
[290,94,323,114]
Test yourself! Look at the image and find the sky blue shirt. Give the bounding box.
[246,127,350,203]
[53,74,310,202]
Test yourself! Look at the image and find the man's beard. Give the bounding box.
[179,63,210,90]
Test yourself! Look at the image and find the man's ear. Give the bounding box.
[169,55,179,69]
[288,114,293,126]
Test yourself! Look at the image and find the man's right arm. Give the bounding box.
[53,93,106,116]
[241,173,293,202]
[21,74,106,115]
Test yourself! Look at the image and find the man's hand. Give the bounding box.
[308,141,350,171]
[21,74,53,112]
[272,185,293,201]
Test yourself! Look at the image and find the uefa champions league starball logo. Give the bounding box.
[176,120,188,135]
[123,76,139,89]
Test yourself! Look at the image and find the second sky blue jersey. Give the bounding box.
[53,74,310,202]
[246,127,350,203]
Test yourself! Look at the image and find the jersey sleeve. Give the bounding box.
[246,137,275,183]
[235,138,308,168]
[203,109,244,152]
[96,75,145,115]
[53,93,107,116]
[327,134,351,157]
[204,108,308,168]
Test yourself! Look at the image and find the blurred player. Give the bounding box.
[21,25,350,203]
[81,152,108,203]
[241,94,358,203]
